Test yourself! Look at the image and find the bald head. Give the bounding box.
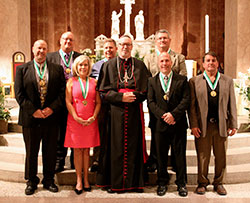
[158,52,172,75]
[60,31,74,53]
[32,40,47,64]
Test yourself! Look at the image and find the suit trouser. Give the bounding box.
[148,111,176,169]
[155,127,187,187]
[23,123,59,186]
[195,122,227,186]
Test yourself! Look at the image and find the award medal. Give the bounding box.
[59,50,73,74]
[163,92,170,101]
[78,77,89,106]
[66,68,71,74]
[34,60,47,86]
[203,71,220,98]
[160,71,172,101]
[210,90,217,97]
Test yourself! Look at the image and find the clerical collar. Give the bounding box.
[156,48,171,56]
[119,56,131,62]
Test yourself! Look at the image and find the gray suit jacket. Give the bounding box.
[188,73,237,137]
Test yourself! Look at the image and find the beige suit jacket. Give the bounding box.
[144,49,187,77]
[188,73,237,137]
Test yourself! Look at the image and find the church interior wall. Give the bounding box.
[30,0,225,71]
[0,0,30,83]
[0,0,234,85]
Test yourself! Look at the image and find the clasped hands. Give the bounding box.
[162,112,176,125]
[32,107,53,119]
[122,92,136,103]
[74,115,95,126]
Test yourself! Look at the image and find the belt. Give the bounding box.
[209,118,217,123]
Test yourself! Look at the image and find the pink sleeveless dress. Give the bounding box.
[64,77,100,148]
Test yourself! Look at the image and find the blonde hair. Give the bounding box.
[72,55,92,77]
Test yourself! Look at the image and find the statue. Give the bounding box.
[120,0,135,36]
[111,9,122,40]
[134,10,144,40]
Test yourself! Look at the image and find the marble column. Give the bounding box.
[0,0,31,83]
[225,0,250,78]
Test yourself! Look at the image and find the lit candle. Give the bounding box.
[205,14,209,53]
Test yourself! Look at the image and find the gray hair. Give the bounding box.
[155,29,171,39]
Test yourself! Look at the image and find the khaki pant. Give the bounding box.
[195,122,227,186]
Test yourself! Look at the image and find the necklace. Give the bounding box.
[117,56,134,83]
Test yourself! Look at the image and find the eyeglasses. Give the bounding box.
[119,43,132,47]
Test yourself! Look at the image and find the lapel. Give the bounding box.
[219,74,225,104]
[56,51,61,64]
[196,75,208,106]
[168,72,177,100]
[29,61,39,92]
[169,50,177,69]
[156,73,165,96]
[46,61,53,95]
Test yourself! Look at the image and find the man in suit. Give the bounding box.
[189,51,237,195]
[47,31,81,172]
[147,52,190,196]
[14,40,66,195]
[89,38,117,172]
[144,29,187,173]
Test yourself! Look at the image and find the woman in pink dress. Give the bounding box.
[64,55,101,195]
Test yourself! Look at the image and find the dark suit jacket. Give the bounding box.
[188,74,237,137]
[46,51,81,64]
[14,60,66,127]
[147,72,190,133]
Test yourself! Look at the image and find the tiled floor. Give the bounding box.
[1,181,250,203]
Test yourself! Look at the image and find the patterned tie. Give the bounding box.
[65,54,69,63]
[39,65,47,107]
[164,76,168,86]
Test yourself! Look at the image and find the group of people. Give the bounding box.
[14,29,237,197]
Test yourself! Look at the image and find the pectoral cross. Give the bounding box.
[124,70,129,82]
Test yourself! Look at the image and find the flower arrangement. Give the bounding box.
[80,48,97,63]
[236,68,250,119]
[0,85,11,121]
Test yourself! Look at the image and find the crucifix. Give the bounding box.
[120,0,135,36]
[124,70,129,82]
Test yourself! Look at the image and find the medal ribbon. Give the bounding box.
[156,48,171,56]
[78,77,89,100]
[34,59,47,79]
[59,49,73,68]
[203,71,220,90]
[160,71,172,93]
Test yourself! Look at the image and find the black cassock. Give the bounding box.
[96,56,150,191]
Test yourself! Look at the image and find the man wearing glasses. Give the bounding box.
[96,35,150,193]
[47,31,81,173]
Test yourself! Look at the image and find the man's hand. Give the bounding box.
[122,92,136,103]
[191,127,201,138]
[32,109,46,119]
[161,112,176,125]
[227,128,237,136]
[42,107,53,118]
